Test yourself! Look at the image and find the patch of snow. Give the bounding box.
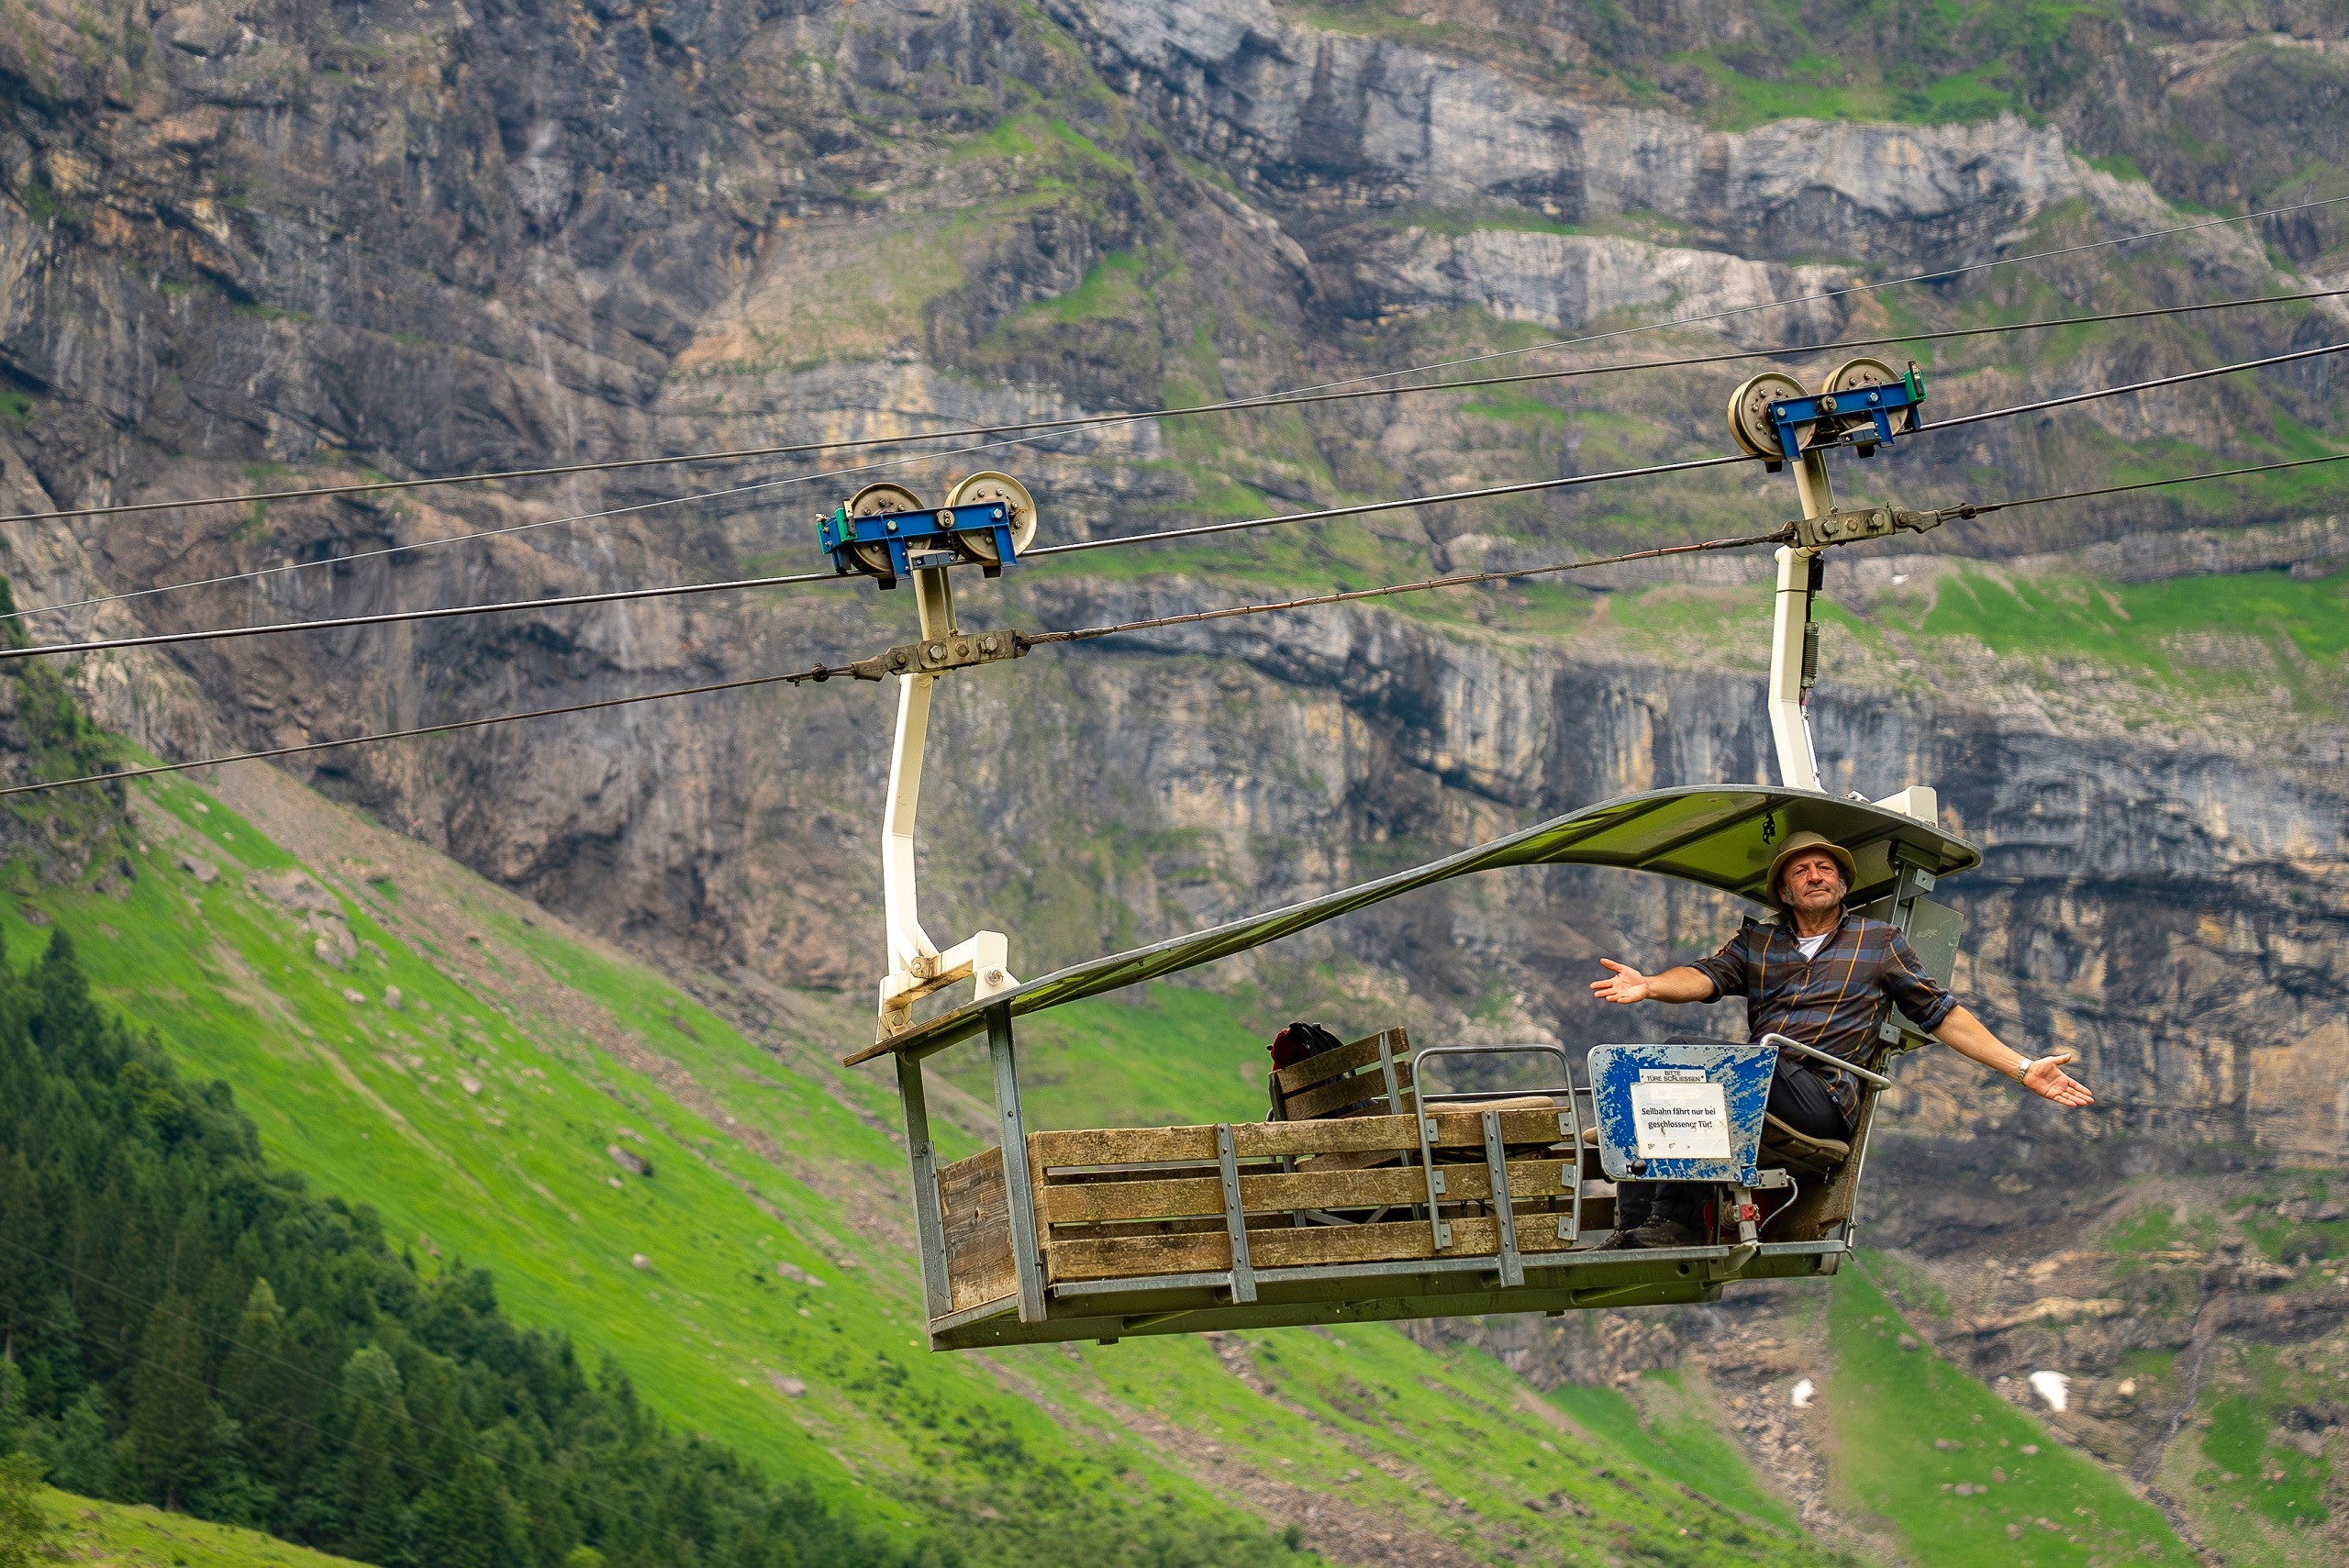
[1789,1378,1816,1408]
[2028,1371,2070,1412]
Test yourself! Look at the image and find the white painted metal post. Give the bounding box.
[1766,450,1834,792]
[881,671,940,975]
[875,562,1020,1040]
[1767,547,1820,792]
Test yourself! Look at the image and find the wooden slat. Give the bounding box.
[1036,1159,1574,1226]
[1048,1208,1575,1283]
[938,1146,1016,1314]
[1033,1125,1219,1166]
[1271,1028,1409,1095]
[1031,1108,1569,1169]
[1282,1060,1413,1122]
[1045,1216,1229,1240]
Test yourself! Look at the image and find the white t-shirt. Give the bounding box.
[1794,930,1831,961]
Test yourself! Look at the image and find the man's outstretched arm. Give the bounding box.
[1589,959,1717,1006]
[1933,1006,2095,1107]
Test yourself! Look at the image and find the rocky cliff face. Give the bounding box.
[7,1,2349,1555]
[1,0,2345,1163]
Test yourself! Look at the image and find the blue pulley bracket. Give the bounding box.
[818,500,1022,587]
[1764,365,1928,463]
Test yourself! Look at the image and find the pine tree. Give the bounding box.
[412,1455,520,1568]
[334,1346,414,1568]
[44,1390,116,1499]
[127,1296,213,1511]
[215,1280,286,1488]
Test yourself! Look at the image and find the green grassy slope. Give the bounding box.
[34,1486,368,1567]
[13,744,2243,1567]
[1547,1376,1798,1533]
[8,763,1837,1567]
[1828,1267,2185,1566]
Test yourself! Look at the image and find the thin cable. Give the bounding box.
[14,195,2344,529]
[4,418,1074,627]
[25,285,2320,636]
[0,453,1752,664]
[6,338,2343,667]
[8,445,2341,798]
[0,668,818,797]
[1954,450,2349,515]
[1025,450,2349,642]
[1142,192,2349,406]
[16,283,2339,631]
[1021,528,1796,648]
[1033,339,2349,561]
[0,530,1793,799]
[1029,453,1752,561]
[1930,339,2349,433]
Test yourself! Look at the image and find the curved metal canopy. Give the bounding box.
[845,784,1979,1065]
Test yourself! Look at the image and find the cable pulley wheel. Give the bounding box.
[943,472,1040,563]
[1821,357,1914,435]
[1727,372,1809,460]
[845,483,928,577]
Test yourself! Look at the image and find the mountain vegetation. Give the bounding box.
[0,933,944,1568]
[2,0,2346,1562]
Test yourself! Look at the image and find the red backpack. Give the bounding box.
[1268,1021,1346,1071]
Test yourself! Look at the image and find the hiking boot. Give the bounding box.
[1598,1218,1704,1251]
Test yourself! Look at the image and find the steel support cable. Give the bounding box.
[0,669,815,797]
[1015,529,1794,650]
[13,446,2340,800]
[0,532,1787,799]
[11,194,2345,531]
[1025,453,1753,562]
[3,337,2343,668]
[1944,450,2349,518]
[15,284,2341,629]
[0,453,1749,664]
[993,337,2349,562]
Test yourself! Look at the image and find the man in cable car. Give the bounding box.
[1587,830,2093,1250]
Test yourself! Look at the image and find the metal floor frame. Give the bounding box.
[928,1237,1849,1350]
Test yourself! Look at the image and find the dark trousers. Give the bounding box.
[1614,1049,1849,1232]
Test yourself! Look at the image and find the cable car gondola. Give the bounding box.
[839,376,1979,1352]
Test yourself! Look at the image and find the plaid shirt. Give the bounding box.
[1687,911,1957,1120]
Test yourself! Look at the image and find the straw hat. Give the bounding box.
[1765,830,1857,907]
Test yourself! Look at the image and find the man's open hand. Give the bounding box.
[2023,1054,2095,1107]
[1590,959,1651,1005]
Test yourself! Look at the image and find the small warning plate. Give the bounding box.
[1629,1080,1731,1161]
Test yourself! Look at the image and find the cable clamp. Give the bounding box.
[849,628,1034,683]
[1789,506,1949,550]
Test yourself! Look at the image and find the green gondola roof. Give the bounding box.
[845,783,1978,1065]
